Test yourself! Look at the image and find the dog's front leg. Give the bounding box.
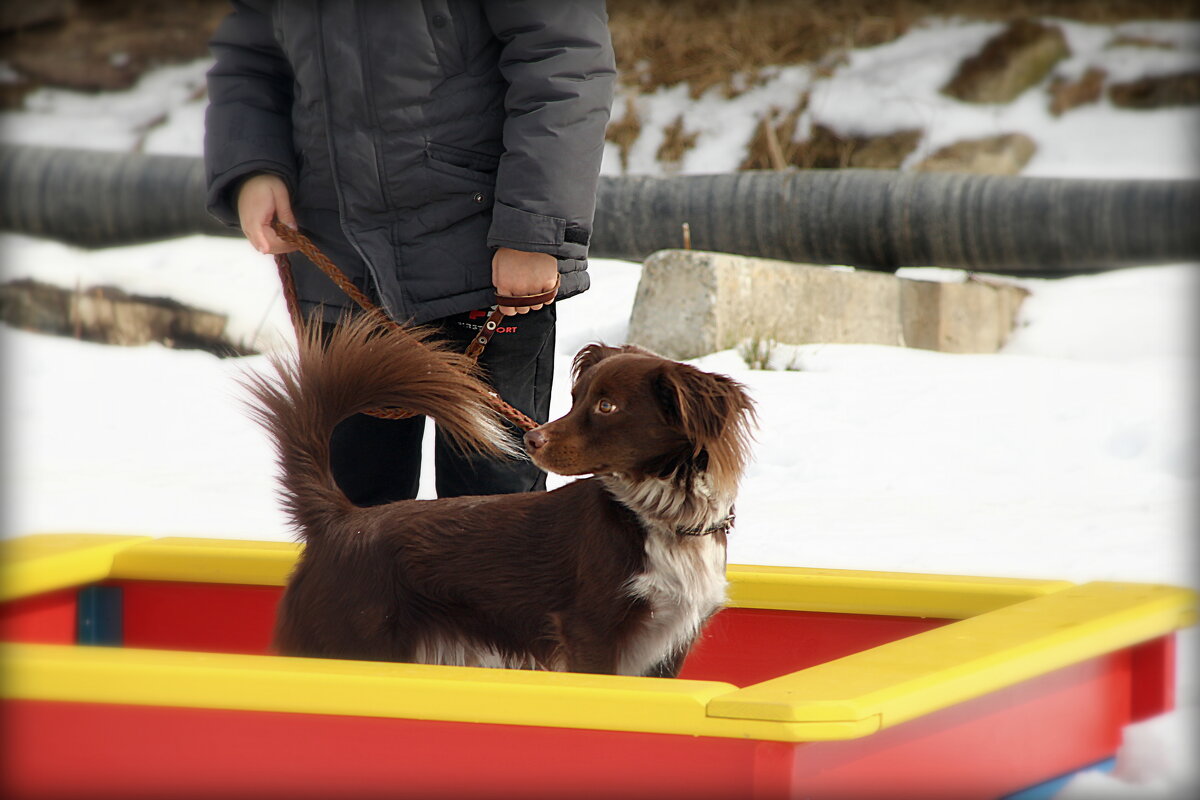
[643,646,690,679]
[551,613,619,675]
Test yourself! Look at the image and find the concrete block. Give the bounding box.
[627,250,1028,360]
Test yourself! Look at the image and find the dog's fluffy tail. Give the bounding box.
[243,312,521,537]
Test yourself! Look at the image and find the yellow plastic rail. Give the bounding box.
[1,534,1194,742]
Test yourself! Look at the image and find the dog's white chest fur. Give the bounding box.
[619,530,728,676]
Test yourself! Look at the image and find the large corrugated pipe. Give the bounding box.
[0,144,230,244]
[595,170,1200,273]
[2,143,1198,273]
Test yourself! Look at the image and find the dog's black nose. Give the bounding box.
[524,429,547,451]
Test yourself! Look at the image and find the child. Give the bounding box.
[205,1,615,503]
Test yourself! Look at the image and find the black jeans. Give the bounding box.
[327,306,555,505]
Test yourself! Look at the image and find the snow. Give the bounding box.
[0,59,212,155]
[2,15,1196,799]
[0,233,293,352]
[1057,712,1198,799]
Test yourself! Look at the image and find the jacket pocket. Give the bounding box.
[427,2,466,77]
[424,141,500,184]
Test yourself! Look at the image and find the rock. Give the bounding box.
[915,133,1037,175]
[0,279,252,357]
[1109,71,1200,109]
[900,275,1029,353]
[1048,67,1108,116]
[942,19,1070,104]
[796,124,922,169]
[626,250,1028,360]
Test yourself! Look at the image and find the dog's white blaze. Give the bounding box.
[619,529,728,677]
[598,472,735,677]
[610,475,715,530]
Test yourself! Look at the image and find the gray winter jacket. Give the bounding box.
[204,0,615,324]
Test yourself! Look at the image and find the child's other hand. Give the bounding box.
[237,174,299,255]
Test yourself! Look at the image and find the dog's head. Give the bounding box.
[525,344,756,487]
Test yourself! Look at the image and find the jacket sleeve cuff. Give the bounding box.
[206,157,297,228]
[486,200,589,260]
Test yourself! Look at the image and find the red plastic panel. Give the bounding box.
[111,582,952,683]
[681,607,952,686]
[783,652,1133,799]
[0,590,76,645]
[1129,635,1176,721]
[0,699,777,800]
[118,582,283,655]
[0,651,1139,800]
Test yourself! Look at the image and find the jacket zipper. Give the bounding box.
[312,0,396,320]
[355,0,395,211]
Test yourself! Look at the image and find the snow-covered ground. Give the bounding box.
[1,16,1196,799]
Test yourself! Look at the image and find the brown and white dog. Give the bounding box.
[247,313,755,677]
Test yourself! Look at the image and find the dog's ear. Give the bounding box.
[653,363,753,449]
[652,363,756,484]
[572,344,620,382]
[571,343,659,384]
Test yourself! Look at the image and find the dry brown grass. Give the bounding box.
[605,97,643,172]
[606,0,1200,96]
[0,0,227,93]
[740,103,922,171]
[656,115,700,168]
[608,0,908,98]
[802,125,924,169]
[740,103,807,170]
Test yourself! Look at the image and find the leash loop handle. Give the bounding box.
[493,278,559,310]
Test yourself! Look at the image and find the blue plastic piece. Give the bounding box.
[77,585,123,645]
[1003,758,1116,800]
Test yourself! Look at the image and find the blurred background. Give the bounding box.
[0,3,1197,796]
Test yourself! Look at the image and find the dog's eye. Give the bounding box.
[596,398,617,414]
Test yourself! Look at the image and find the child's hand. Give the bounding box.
[237,174,299,255]
[491,247,559,316]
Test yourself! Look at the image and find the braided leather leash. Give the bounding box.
[270,219,550,432]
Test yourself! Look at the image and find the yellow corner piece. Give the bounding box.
[708,581,1197,731]
[0,534,149,602]
[111,537,301,586]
